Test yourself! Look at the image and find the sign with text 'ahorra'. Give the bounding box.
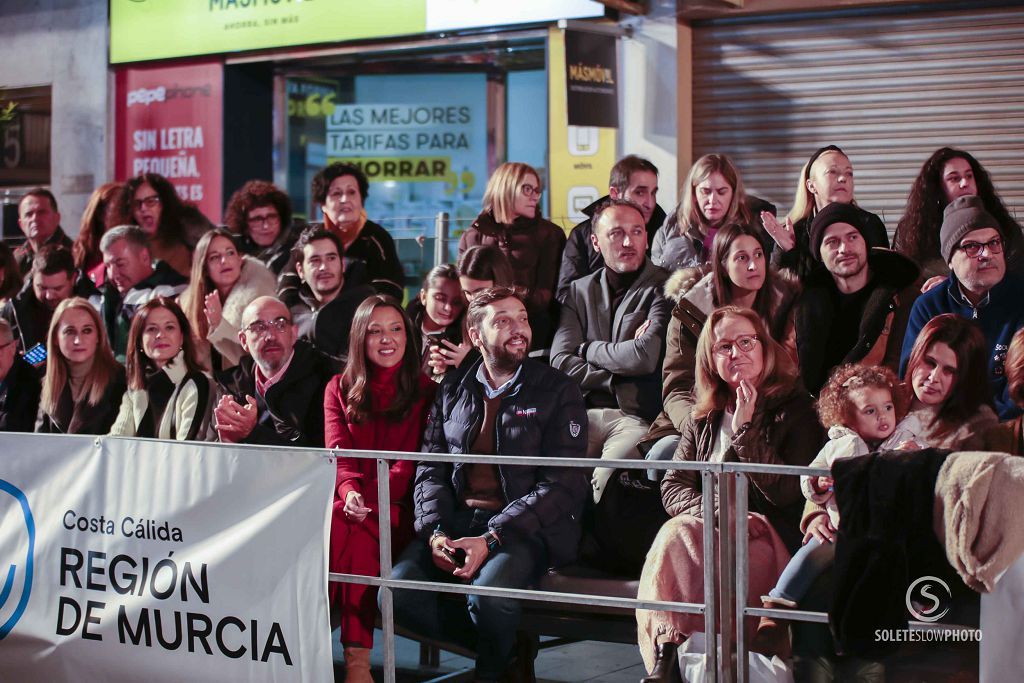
[0,433,334,682]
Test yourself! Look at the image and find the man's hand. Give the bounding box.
[450,535,490,580]
[214,394,258,443]
[429,534,459,575]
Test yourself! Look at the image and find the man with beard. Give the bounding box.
[214,296,334,446]
[389,286,588,683]
[285,228,375,361]
[551,198,670,502]
[795,202,920,395]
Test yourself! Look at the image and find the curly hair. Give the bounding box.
[223,180,293,238]
[817,364,908,431]
[118,173,187,245]
[311,163,369,204]
[893,147,1023,265]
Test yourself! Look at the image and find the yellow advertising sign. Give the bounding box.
[110,1,426,64]
[547,27,617,234]
[327,156,456,184]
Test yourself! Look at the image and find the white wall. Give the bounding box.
[619,0,679,213]
[0,0,110,235]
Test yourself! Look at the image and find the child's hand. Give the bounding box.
[896,439,921,451]
[815,476,834,493]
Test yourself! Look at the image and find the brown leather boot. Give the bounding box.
[751,597,794,660]
[343,646,375,683]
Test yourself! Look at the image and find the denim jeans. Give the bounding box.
[644,434,681,482]
[385,507,547,681]
[769,537,836,604]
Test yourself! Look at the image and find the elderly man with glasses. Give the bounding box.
[900,195,1024,418]
[213,296,335,445]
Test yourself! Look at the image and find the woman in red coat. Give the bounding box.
[324,294,435,683]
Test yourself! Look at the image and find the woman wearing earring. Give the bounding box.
[36,297,126,434]
[109,297,214,440]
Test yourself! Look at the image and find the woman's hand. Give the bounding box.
[343,491,372,524]
[803,513,837,545]
[732,379,758,432]
[204,291,223,330]
[430,340,472,370]
[761,211,795,252]
[920,275,946,294]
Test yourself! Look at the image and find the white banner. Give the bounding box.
[0,434,334,682]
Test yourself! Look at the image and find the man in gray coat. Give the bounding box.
[552,198,671,502]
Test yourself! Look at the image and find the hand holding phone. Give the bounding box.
[23,343,46,368]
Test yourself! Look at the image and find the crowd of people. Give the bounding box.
[1,146,1022,682]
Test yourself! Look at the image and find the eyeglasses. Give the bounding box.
[957,237,1002,259]
[712,334,760,357]
[133,195,161,211]
[520,184,542,198]
[248,213,281,227]
[243,316,291,336]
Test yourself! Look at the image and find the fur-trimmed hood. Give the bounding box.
[222,256,278,328]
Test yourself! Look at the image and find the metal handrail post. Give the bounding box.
[702,470,718,683]
[719,470,737,682]
[734,474,750,683]
[377,457,396,683]
[434,212,450,266]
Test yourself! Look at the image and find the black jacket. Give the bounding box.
[240,223,301,276]
[0,355,41,432]
[416,357,589,568]
[99,261,188,359]
[831,449,964,658]
[772,205,889,282]
[795,248,919,395]
[290,280,376,362]
[36,365,127,435]
[13,227,73,276]
[215,340,334,447]
[556,196,667,303]
[0,273,99,356]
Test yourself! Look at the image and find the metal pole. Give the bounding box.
[702,470,718,683]
[734,475,749,683]
[433,211,450,267]
[718,471,737,682]
[377,457,396,683]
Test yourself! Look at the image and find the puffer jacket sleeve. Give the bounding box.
[556,222,590,304]
[660,316,696,433]
[413,382,457,539]
[485,377,588,544]
[661,413,706,518]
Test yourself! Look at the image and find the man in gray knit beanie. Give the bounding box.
[939,195,1002,263]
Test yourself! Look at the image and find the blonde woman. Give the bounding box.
[458,162,565,345]
[36,297,126,434]
[180,228,276,372]
[762,145,889,280]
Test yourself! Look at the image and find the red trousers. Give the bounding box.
[328,503,414,648]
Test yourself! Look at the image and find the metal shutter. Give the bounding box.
[692,5,1024,232]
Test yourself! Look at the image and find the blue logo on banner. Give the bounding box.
[0,479,34,640]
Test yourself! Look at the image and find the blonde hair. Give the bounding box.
[483,162,540,225]
[677,154,750,239]
[816,364,908,431]
[787,146,851,225]
[41,297,121,417]
[692,305,798,419]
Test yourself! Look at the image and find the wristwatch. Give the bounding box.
[484,529,501,552]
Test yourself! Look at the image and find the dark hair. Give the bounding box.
[340,295,421,423]
[894,147,1023,265]
[182,228,240,339]
[0,242,23,300]
[710,223,773,321]
[466,285,527,333]
[591,197,645,229]
[32,244,75,278]
[119,173,187,245]
[73,182,122,271]
[905,313,992,439]
[420,263,460,292]
[224,180,293,239]
[20,187,58,212]
[291,227,345,262]
[311,163,369,204]
[126,297,204,391]
[457,245,514,286]
[609,155,658,195]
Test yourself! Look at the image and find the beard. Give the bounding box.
[481,336,529,374]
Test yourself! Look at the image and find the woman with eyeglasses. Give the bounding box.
[180,228,277,372]
[762,145,889,280]
[224,180,299,275]
[115,173,193,278]
[636,306,823,679]
[109,298,214,440]
[323,294,435,683]
[36,297,127,434]
[458,162,566,346]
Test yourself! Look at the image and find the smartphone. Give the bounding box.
[439,546,466,568]
[23,343,46,368]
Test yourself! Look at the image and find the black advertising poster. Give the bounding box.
[564,30,619,128]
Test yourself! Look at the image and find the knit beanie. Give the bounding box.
[809,202,867,261]
[939,195,1000,262]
